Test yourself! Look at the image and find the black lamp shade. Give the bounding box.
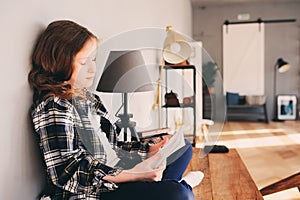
[97,50,154,93]
[276,58,290,73]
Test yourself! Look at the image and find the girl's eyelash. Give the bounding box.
[78,57,96,65]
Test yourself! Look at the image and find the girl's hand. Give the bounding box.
[148,135,172,157]
[103,153,166,183]
[127,153,166,181]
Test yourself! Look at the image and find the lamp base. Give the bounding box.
[116,114,139,141]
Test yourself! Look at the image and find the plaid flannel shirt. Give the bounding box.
[31,93,120,200]
[31,90,155,199]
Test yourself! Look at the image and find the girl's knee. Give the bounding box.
[168,181,194,200]
[176,189,194,200]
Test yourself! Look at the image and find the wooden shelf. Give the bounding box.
[162,103,195,108]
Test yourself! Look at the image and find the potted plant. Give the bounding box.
[202,61,218,94]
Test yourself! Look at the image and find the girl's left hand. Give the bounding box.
[127,153,166,181]
[148,135,172,156]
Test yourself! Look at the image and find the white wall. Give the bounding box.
[0,0,192,199]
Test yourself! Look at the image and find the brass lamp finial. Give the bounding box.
[166,26,172,31]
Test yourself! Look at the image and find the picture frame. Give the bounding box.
[277,95,297,120]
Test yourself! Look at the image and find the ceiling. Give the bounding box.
[191,0,300,6]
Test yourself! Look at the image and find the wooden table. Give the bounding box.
[188,148,263,200]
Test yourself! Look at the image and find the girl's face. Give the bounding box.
[69,37,98,89]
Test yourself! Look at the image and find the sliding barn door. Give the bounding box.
[223,23,265,95]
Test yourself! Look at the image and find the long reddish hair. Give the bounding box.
[28,20,97,104]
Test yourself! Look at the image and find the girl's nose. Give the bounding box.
[87,59,96,73]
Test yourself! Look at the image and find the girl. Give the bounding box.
[28,20,197,200]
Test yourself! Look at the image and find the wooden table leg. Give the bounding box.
[260,172,300,196]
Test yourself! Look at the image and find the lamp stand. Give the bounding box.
[152,59,165,128]
[272,63,284,122]
[116,93,140,141]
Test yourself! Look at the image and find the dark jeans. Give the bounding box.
[101,140,194,200]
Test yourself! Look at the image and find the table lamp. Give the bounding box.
[97,50,154,141]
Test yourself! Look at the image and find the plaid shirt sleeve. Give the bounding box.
[31,96,118,196]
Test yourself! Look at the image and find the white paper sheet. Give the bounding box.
[150,126,187,168]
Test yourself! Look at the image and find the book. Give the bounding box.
[137,127,171,139]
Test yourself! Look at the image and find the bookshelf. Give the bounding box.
[162,65,196,146]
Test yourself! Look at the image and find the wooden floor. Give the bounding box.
[191,121,300,200]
